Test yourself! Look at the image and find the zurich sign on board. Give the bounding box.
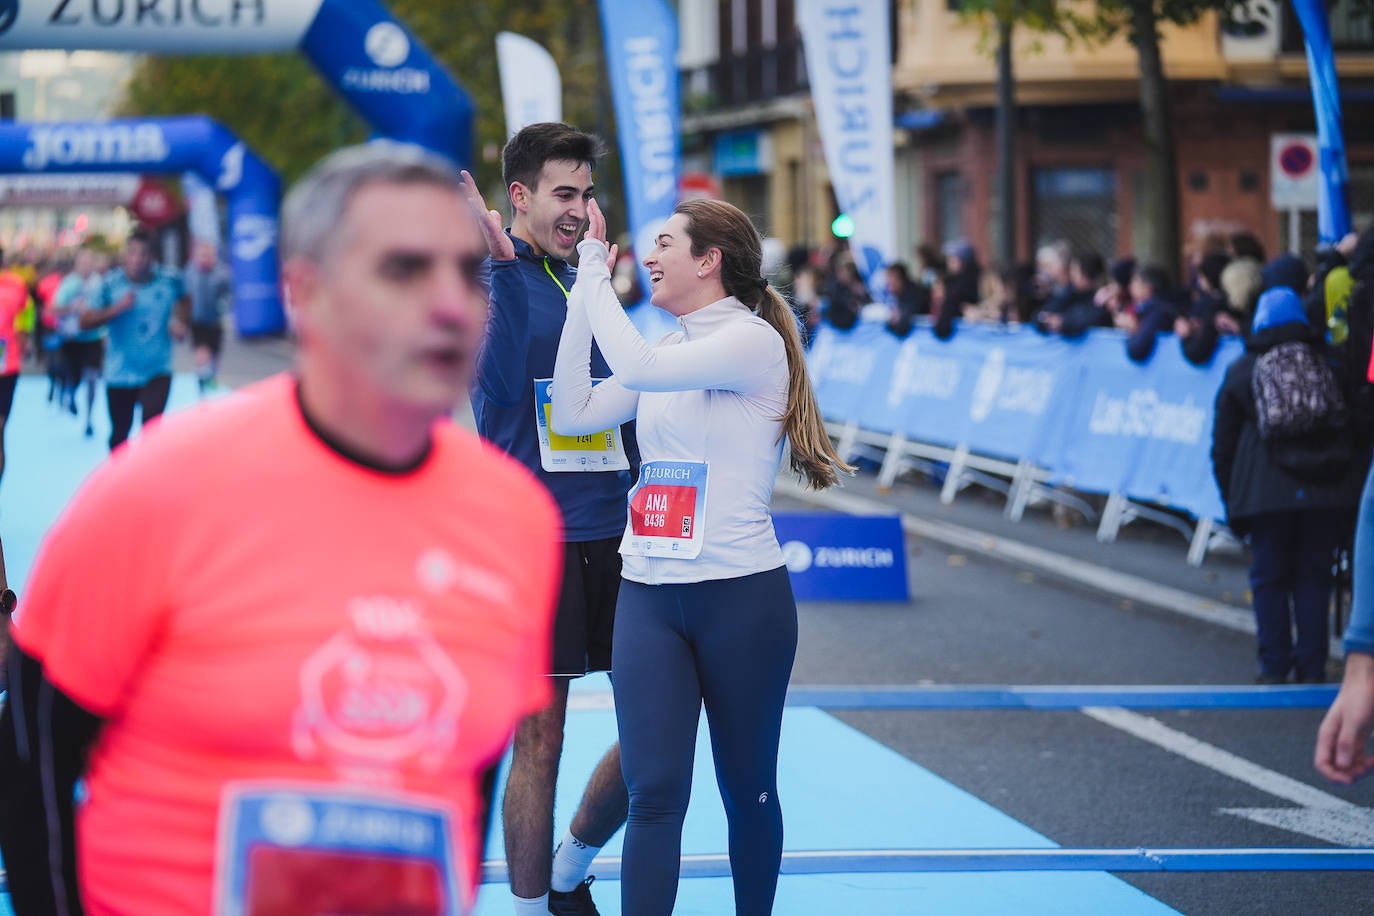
[773,513,909,602]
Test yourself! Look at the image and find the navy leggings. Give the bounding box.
[613,566,797,916]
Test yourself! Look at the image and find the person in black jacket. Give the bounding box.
[1211,287,1361,683]
[1059,251,1114,338]
[1122,263,1183,362]
[1177,252,1244,366]
[881,261,930,338]
[821,256,870,331]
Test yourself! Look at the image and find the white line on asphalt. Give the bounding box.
[1083,706,1374,847]
[775,478,1258,635]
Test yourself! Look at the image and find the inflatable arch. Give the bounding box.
[0,116,281,334]
[0,0,476,335]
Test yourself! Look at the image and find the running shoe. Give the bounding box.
[548,876,601,916]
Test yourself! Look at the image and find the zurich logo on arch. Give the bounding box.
[0,1,17,39]
[364,22,410,69]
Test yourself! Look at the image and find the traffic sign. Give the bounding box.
[1271,133,1319,210]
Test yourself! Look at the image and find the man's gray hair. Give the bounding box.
[281,140,463,262]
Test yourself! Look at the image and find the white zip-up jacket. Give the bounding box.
[551,239,788,585]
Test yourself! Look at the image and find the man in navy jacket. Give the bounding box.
[466,123,638,916]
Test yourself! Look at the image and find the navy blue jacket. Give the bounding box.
[471,233,638,541]
[1125,293,1183,363]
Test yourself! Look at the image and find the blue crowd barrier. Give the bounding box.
[807,321,1245,557]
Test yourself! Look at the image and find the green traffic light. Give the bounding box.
[831,213,855,239]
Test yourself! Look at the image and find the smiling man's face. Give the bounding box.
[511,159,594,260]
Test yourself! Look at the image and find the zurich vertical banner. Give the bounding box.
[496,32,563,139]
[1290,0,1351,243]
[798,0,897,283]
[597,0,680,311]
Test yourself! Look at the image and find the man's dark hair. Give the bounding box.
[1198,252,1230,291]
[1229,231,1266,263]
[1072,251,1105,284]
[126,227,155,250]
[1135,262,1173,295]
[501,122,605,196]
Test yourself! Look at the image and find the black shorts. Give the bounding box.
[0,373,16,418]
[61,339,104,373]
[190,321,224,354]
[552,537,622,676]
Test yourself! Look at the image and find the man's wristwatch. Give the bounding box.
[0,588,16,615]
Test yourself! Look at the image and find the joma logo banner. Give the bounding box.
[22,124,170,169]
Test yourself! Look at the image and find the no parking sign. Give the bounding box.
[1271,133,1319,210]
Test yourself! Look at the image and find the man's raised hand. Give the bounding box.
[459,170,515,261]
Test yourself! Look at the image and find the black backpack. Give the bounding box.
[1251,340,1353,479]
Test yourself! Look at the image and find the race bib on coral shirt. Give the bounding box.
[215,785,465,916]
[622,460,708,560]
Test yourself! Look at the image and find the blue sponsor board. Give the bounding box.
[774,513,909,602]
[808,322,1241,525]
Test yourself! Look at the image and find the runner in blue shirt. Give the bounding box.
[80,229,188,451]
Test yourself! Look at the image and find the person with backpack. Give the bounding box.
[1211,287,1362,684]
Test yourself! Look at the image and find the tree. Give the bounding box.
[1073,0,1248,279]
[958,1,1070,268]
[118,3,618,205]
[962,0,1250,279]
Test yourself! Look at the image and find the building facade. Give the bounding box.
[679,0,1374,271]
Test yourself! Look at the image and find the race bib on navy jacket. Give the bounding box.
[470,233,639,541]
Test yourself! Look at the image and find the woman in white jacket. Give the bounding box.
[552,197,849,914]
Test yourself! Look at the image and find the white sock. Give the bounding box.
[550,829,602,893]
[512,893,548,915]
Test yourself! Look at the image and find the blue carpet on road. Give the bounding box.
[3,375,1178,915]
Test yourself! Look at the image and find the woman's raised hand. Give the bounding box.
[586,199,618,265]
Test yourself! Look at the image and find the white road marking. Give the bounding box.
[1083,706,1374,847]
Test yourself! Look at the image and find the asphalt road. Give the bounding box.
[779,490,1374,916]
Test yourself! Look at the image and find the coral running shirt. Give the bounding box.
[0,270,33,373]
[14,374,563,916]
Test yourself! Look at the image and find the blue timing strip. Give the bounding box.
[479,847,1374,883]
[783,685,1340,710]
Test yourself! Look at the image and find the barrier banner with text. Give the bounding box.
[809,322,1243,524]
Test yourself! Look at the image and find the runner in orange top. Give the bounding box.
[0,142,563,916]
[0,251,35,485]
